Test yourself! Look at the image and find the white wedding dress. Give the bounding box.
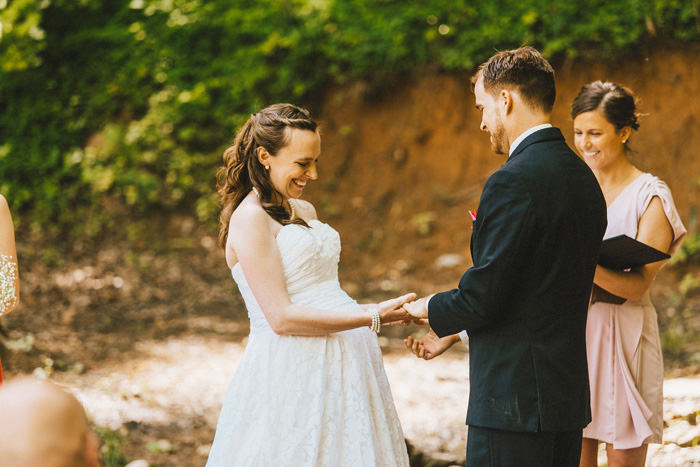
[206,219,410,466]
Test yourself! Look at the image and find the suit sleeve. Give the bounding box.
[429,169,532,337]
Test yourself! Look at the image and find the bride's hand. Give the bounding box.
[377,293,416,324]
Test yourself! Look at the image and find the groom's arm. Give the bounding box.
[425,295,468,344]
[428,169,532,338]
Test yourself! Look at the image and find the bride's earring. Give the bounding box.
[264,165,270,170]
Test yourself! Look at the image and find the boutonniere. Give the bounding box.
[469,209,477,229]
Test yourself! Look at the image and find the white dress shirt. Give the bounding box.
[509,123,552,158]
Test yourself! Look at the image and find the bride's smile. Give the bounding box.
[261,128,320,200]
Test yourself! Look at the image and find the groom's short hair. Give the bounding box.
[472,46,556,114]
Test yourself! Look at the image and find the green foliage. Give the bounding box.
[671,233,700,265]
[0,0,697,236]
[661,326,686,361]
[94,426,129,467]
[146,439,173,453]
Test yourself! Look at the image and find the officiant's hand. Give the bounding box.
[402,297,429,320]
[404,329,460,360]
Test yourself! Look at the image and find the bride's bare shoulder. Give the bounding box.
[226,198,274,268]
[229,197,273,238]
[292,199,318,221]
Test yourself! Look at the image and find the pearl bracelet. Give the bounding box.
[367,308,381,333]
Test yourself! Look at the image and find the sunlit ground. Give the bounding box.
[43,332,700,466]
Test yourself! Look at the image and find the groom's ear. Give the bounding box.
[500,89,514,115]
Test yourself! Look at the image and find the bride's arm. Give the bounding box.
[228,205,413,336]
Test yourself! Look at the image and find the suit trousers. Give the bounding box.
[466,425,582,467]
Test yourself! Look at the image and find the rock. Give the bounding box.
[677,425,700,447]
[434,254,463,270]
[664,378,700,398]
[663,420,692,445]
[125,461,149,467]
[196,444,212,456]
[393,148,408,167]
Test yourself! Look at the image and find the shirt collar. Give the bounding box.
[508,123,553,158]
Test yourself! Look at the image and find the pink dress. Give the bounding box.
[583,173,686,449]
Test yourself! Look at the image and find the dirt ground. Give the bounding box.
[4,327,700,466]
[1,236,699,467]
[0,207,699,466]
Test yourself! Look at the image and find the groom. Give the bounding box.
[404,47,607,465]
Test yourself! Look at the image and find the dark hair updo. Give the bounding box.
[217,103,318,248]
[571,81,640,132]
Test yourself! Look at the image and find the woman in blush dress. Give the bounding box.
[206,103,413,466]
[0,194,19,385]
[571,82,686,467]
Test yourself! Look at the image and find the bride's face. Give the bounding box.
[263,128,321,200]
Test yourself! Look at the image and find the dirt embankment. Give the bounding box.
[305,45,700,301]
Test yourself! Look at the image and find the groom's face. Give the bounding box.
[474,77,508,155]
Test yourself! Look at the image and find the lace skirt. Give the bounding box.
[206,326,410,467]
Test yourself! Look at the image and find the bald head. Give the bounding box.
[0,379,99,467]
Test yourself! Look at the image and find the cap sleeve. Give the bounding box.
[637,175,687,257]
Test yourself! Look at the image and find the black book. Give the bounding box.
[598,234,670,270]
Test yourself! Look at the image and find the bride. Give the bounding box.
[206,103,414,466]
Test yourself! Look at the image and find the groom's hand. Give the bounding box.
[404,329,460,360]
[402,297,429,320]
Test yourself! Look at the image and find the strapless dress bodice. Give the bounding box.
[231,220,358,334]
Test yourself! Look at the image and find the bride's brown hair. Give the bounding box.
[217,103,318,248]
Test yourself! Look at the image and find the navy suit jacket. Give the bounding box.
[429,127,607,433]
